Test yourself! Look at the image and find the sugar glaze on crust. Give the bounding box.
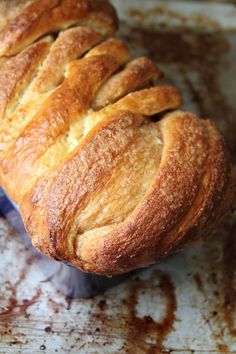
[0,0,233,275]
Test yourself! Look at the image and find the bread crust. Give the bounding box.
[0,0,118,57]
[0,0,233,275]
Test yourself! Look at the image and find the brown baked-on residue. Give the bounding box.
[0,0,233,275]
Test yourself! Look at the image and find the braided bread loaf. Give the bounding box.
[0,0,233,275]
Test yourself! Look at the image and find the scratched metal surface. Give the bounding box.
[0,1,236,353]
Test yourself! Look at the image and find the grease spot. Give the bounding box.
[193,273,203,293]
[44,326,52,333]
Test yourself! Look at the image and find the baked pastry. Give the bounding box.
[0,0,233,275]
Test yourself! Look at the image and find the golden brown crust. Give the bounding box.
[0,1,34,33]
[0,38,131,201]
[31,27,104,94]
[73,112,233,274]
[0,37,52,119]
[0,0,233,275]
[0,0,118,57]
[20,86,181,260]
[92,57,163,110]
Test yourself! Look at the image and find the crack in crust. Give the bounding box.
[0,0,233,275]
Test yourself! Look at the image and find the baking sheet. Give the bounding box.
[0,1,236,353]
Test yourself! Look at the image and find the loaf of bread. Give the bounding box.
[0,0,233,275]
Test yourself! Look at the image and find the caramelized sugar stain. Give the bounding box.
[47,298,65,314]
[192,220,236,349]
[221,221,236,337]
[0,280,41,349]
[0,269,41,318]
[0,252,42,347]
[125,271,176,348]
[92,270,177,353]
